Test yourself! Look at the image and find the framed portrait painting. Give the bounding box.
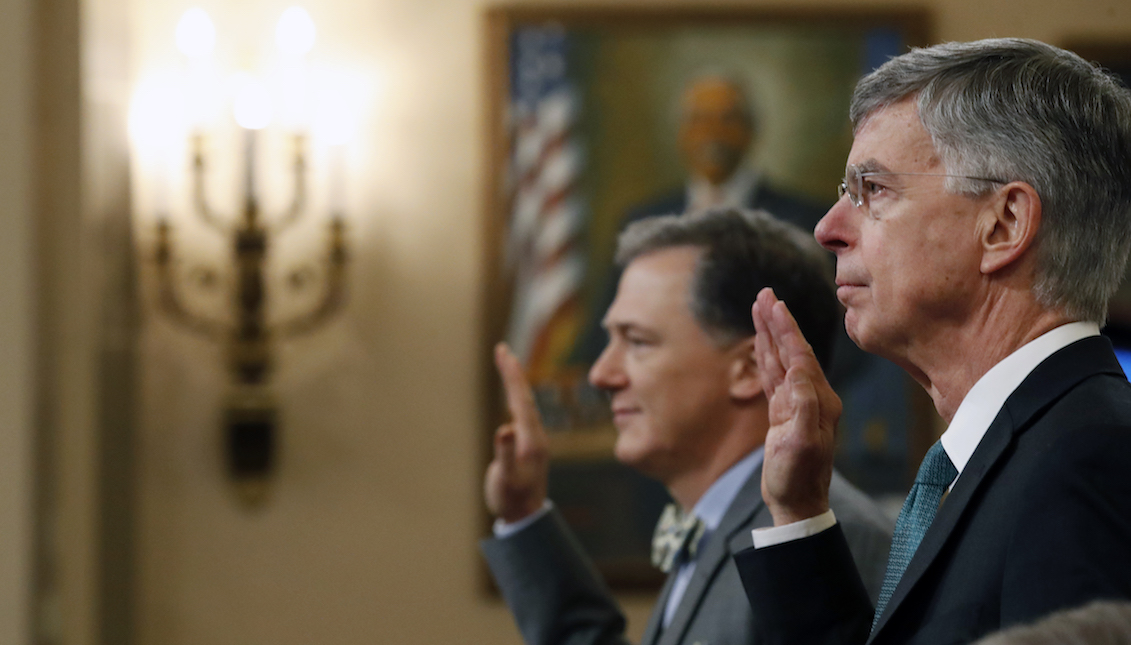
[481,5,933,589]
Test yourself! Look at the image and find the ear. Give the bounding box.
[728,337,764,401]
[980,182,1042,275]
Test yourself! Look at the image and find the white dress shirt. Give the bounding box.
[661,447,764,627]
[752,321,1100,548]
[686,168,760,215]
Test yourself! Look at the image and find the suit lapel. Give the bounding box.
[657,465,765,645]
[870,337,1124,639]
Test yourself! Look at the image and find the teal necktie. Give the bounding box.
[873,441,958,627]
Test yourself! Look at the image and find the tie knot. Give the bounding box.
[915,441,958,488]
[651,504,707,573]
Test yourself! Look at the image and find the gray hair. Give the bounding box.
[615,208,839,368]
[973,600,1131,645]
[851,38,1131,323]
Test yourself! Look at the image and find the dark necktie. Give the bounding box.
[873,440,958,626]
[651,503,706,573]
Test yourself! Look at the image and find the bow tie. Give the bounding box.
[651,503,707,573]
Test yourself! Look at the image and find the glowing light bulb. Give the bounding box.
[275,7,316,57]
[314,71,366,145]
[233,81,273,130]
[129,75,188,150]
[175,8,216,59]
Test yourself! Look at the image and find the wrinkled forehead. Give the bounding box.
[847,99,943,170]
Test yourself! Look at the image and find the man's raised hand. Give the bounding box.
[484,343,550,523]
[751,288,842,526]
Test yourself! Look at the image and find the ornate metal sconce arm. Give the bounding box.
[191,133,231,233]
[274,217,348,339]
[270,134,308,234]
[154,219,230,339]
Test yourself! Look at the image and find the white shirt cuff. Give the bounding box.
[492,500,553,539]
[751,509,837,548]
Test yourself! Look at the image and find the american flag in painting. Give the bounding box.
[503,26,587,381]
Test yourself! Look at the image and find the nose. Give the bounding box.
[814,197,855,254]
[588,341,627,392]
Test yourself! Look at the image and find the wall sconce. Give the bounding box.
[136,6,357,508]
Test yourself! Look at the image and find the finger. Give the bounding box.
[770,303,841,430]
[493,424,517,475]
[768,299,820,374]
[494,343,539,430]
[752,289,786,392]
[786,366,819,438]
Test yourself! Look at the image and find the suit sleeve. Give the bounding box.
[1002,423,1131,625]
[481,508,630,645]
[733,524,874,645]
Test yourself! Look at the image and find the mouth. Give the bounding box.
[835,280,866,301]
[610,406,640,427]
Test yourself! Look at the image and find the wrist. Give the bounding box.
[768,501,830,527]
[499,495,547,523]
[494,500,553,538]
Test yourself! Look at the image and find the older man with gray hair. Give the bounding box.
[736,38,1131,645]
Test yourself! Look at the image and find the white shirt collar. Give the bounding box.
[940,321,1099,479]
[686,167,760,215]
[691,446,764,531]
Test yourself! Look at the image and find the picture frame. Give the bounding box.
[481,4,932,590]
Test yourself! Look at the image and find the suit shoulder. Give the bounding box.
[829,470,894,536]
[1016,370,1131,456]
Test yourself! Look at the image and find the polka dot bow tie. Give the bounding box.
[651,503,707,573]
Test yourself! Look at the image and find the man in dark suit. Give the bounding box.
[735,38,1131,645]
[482,209,892,645]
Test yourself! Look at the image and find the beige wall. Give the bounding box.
[3,0,1131,644]
[0,0,36,640]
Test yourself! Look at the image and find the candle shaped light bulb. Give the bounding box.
[175,8,216,60]
[233,81,273,130]
[319,99,354,219]
[233,81,273,211]
[275,7,315,130]
[276,7,316,58]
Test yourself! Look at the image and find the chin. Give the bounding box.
[843,312,871,350]
[613,437,654,473]
[612,438,641,468]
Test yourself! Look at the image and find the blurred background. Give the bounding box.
[1,0,1129,643]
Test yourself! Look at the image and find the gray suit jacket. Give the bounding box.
[482,465,893,645]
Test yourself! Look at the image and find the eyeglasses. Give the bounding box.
[837,165,1008,212]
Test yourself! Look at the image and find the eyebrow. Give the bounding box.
[603,320,657,339]
[849,159,892,175]
[602,319,632,334]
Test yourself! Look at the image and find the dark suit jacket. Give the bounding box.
[482,465,892,645]
[733,336,1131,645]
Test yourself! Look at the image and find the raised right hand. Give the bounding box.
[484,342,550,523]
[751,288,842,526]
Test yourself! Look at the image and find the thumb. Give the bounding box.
[494,424,517,475]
